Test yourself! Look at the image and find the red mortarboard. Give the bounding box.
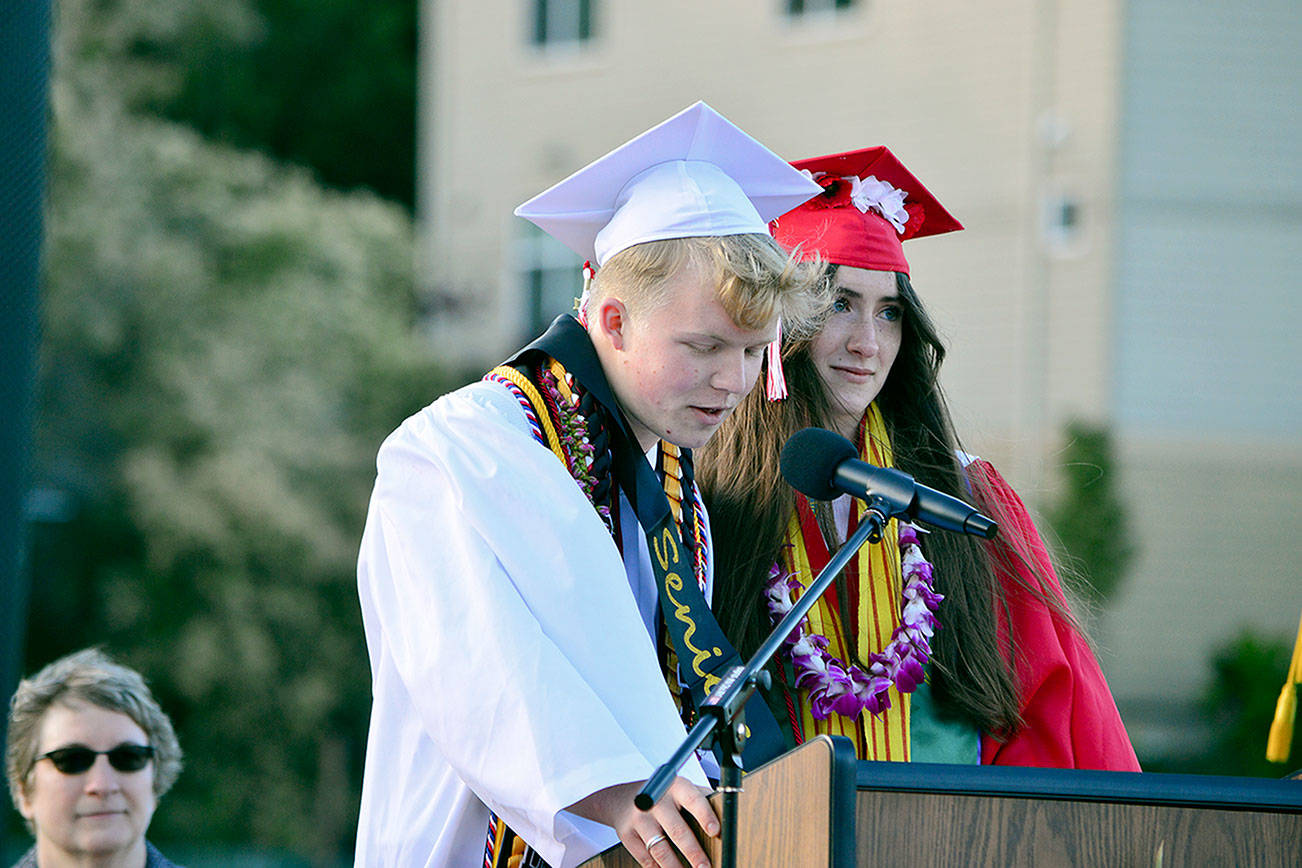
[771,146,962,276]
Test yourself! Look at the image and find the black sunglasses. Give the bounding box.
[36,744,155,775]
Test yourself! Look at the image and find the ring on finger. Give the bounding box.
[644,833,668,849]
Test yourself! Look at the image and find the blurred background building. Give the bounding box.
[418,0,1302,765]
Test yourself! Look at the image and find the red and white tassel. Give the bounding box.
[576,261,595,327]
[765,318,787,401]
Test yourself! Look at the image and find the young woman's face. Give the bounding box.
[808,266,904,440]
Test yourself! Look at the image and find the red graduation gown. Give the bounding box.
[970,460,1141,771]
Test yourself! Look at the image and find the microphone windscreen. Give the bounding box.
[780,427,857,501]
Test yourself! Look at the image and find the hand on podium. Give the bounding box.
[570,775,719,868]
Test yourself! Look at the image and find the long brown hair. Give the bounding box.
[699,268,1071,737]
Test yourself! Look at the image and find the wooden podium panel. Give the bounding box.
[584,743,1302,867]
[855,761,1302,867]
[581,735,857,867]
[857,791,1300,865]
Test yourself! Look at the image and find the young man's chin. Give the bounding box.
[665,418,725,451]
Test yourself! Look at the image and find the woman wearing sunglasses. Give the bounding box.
[5,648,183,868]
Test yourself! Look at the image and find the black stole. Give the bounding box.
[508,315,784,767]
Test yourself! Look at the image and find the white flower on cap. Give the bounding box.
[850,175,910,234]
[515,101,822,267]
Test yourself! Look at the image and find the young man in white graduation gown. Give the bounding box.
[354,103,824,868]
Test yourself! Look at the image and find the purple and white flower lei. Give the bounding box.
[765,522,943,721]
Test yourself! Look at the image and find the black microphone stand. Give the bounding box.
[636,494,896,867]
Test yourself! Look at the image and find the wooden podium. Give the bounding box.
[582,736,1302,867]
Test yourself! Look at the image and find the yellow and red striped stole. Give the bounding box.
[778,403,910,761]
[657,441,708,717]
[659,443,707,586]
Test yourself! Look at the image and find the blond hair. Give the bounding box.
[588,234,829,336]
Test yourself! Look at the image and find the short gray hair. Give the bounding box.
[6,648,183,812]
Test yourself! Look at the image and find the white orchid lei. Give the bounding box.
[764,522,943,720]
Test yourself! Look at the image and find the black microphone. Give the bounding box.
[780,427,998,540]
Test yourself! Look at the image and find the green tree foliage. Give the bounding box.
[24,0,442,860]
[1044,420,1137,606]
[1144,630,1302,778]
[147,0,417,207]
[1201,630,1301,777]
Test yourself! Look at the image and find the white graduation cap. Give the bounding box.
[515,101,822,267]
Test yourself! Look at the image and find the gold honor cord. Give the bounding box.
[1266,608,1302,764]
[486,365,567,465]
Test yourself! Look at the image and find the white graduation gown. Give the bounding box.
[354,380,711,868]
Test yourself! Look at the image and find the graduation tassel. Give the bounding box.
[575,261,595,328]
[1267,684,1296,765]
[764,318,787,401]
[1266,608,1302,764]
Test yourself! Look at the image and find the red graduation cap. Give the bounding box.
[771,146,963,276]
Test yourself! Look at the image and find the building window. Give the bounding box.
[1042,191,1087,256]
[532,0,594,46]
[785,0,856,16]
[516,222,582,337]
